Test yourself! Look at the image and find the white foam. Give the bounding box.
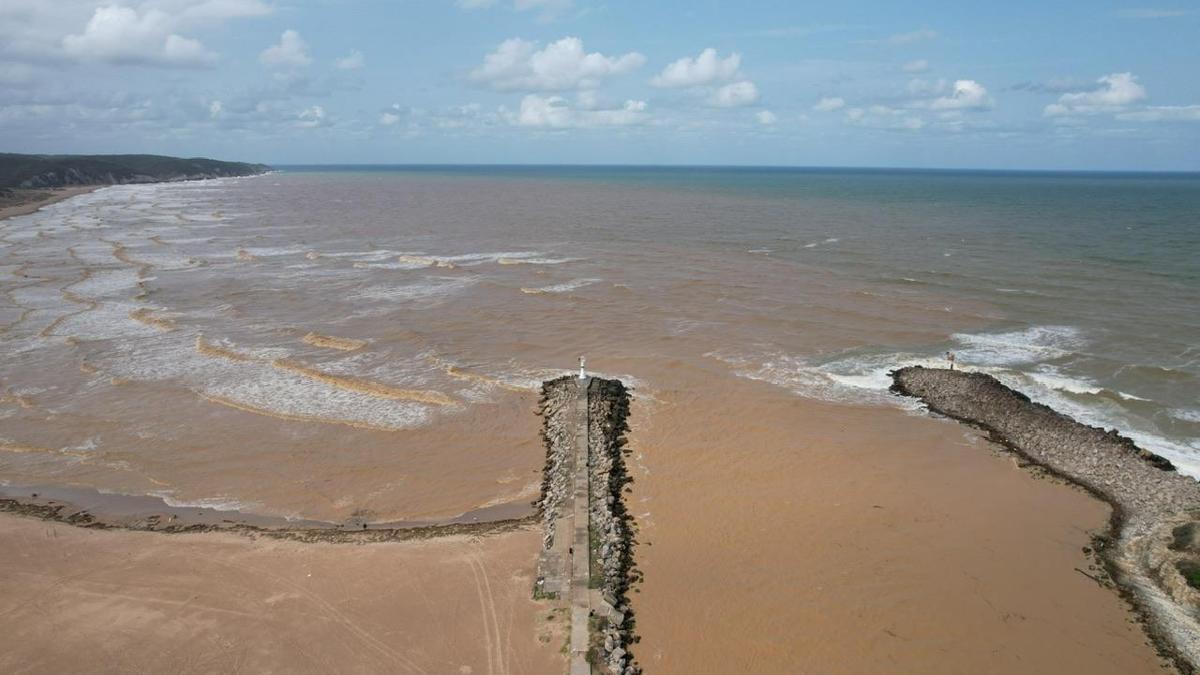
[522,278,601,294]
[322,250,410,261]
[1027,368,1104,395]
[152,491,259,512]
[1170,409,1200,424]
[55,302,164,341]
[353,277,478,304]
[392,251,546,268]
[709,349,942,408]
[353,260,434,270]
[70,269,143,299]
[240,246,308,258]
[497,256,580,265]
[9,285,65,309]
[950,325,1085,367]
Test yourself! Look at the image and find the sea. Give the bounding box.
[1,166,1197,518]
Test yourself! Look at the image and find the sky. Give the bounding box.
[1,1,1199,170]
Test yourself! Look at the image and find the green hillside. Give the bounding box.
[0,153,270,188]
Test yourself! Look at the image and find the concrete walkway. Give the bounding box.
[569,376,592,674]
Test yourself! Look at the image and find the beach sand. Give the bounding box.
[0,186,100,221]
[629,376,1168,674]
[0,377,1168,674]
[0,518,565,675]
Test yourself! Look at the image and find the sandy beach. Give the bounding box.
[0,377,1172,674]
[0,186,100,221]
[0,518,564,675]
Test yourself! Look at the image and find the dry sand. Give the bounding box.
[628,375,1170,674]
[0,518,564,675]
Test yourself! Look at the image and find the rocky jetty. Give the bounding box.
[586,377,637,675]
[892,366,1200,672]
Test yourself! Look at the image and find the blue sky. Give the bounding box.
[1,1,1198,169]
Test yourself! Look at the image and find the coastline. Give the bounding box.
[0,186,101,221]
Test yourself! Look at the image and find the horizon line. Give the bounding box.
[264,162,1200,175]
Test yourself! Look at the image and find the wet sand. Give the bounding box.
[0,515,564,675]
[629,375,1169,674]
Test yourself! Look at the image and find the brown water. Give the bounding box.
[1,168,1188,671]
[0,170,987,522]
[2,168,1197,516]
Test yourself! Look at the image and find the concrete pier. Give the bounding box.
[535,375,637,675]
[569,377,592,674]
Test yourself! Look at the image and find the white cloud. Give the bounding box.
[1043,72,1146,116]
[508,93,647,128]
[813,96,846,112]
[651,48,741,88]
[902,59,929,73]
[379,111,401,125]
[708,81,759,107]
[756,110,777,125]
[336,50,365,70]
[471,37,645,91]
[5,1,270,67]
[62,5,216,67]
[651,48,760,108]
[296,104,325,128]
[929,80,993,110]
[209,99,222,117]
[260,29,312,68]
[1117,105,1200,122]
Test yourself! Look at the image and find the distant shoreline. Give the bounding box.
[271,163,1200,177]
[0,186,101,222]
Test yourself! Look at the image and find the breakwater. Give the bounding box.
[536,375,638,675]
[892,366,1200,673]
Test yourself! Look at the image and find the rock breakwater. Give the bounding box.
[586,377,637,675]
[892,366,1200,673]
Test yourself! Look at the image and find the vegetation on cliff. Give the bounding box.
[0,153,269,189]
